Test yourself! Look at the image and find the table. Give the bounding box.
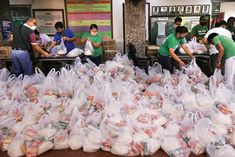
[0,55,89,75]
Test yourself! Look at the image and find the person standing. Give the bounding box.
[167,17,182,36]
[191,15,209,42]
[208,33,235,89]
[226,17,235,41]
[11,17,50,76]
[158,26,194,73]
[34,29,51,50]
[80,24,103,66]
[48,21,76,52]
[203,21,232,74]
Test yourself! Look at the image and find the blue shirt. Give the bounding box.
[54,29,75,52]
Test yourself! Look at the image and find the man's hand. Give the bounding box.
[191,55,195,59]
[216,62,222,69]
[44,52,50,58]
[179,61,185,67]
[62,36,69,41]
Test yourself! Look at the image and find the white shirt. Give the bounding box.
[204,27,232,39]
[204,27,232,55]
[37,34,51,45]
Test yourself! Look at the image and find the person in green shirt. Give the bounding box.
[81,24,103,65]
[191,16,209,42]
[208,33,235,89]
[226,17,235,41]
[159,26,194,73]
[167,17,182,36]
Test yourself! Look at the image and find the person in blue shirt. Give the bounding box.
[48,21,76,52]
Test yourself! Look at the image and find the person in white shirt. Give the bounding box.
[203,20,232,75]
[34,29,51,51]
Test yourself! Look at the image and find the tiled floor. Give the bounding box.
[0,149,207,157]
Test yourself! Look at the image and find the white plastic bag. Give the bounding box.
[84,40,94,56]
[66,48,84,57]
[7,133,24,157]
[206,140,235,157]
[56,39,67,55]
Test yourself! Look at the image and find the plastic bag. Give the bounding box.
[190,37,207,54]
[7,133,24,157]
[206,140,235,157]
[53,130,69,150]
[66,48,84,57]
[84,40,94,56]
[179,43,194,54]
[55,39,67,55]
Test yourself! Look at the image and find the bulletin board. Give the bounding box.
[65,0,112,39]
[33,9,65,36]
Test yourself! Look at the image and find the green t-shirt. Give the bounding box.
[213,35,235,60]
[191,24,208,39]
[159,33,187,56]
[167,25,175,36]
[82,32,103,57]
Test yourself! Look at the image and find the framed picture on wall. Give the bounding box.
[185,5,193,15]
[160,6,168,16]
[33,9,64,36]
[202,5,210,14]
[193,5,201,15]
[177,5,185,15]
[168,6,176,15]
[152,6,160,16]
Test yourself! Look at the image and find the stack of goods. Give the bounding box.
[0,53,235,157]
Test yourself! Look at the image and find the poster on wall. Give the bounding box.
[65,0,112,40]
[33,9,65,36]
[1,19,12,40]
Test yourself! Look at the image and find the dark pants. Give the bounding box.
[11,50,33,76]
[90,55,102,66]
[158,54,173,73]
[210,53,218,75]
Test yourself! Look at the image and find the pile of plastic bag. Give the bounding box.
[0,53,235,157]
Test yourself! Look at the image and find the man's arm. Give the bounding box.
[181,44,194,58]
[32,44,50,57]
[216,43,224,69]
[169,48,185,67]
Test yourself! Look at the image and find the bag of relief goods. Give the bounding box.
[194,118,216,146]
[206,140,235,157]
[146,62,162,84]
[84,40,94,56]
[0,68,10,81]
[7,133,24,157]
[180,112,206,155]
[53,130,69,150]
[41,76,58,100]
[209,102,232,125]
[161,123,190,157]
[0,117,16,151]
[82,126,102,153]
[179,42,194,54]
[110,130,134,156]
[68,121,85,150]
[87,125,103,146]
[132,129,161,156]
[21,126,54,157]
[56,39,67,55]
[180,37,207,54]
[183,58,208,84]
[66,48,84,57]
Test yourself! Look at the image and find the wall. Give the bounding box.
[220,2,235,21]
[147,0,212,15]
[9,0,213,53]
[112,0,124,52]
[10,0,66,25]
